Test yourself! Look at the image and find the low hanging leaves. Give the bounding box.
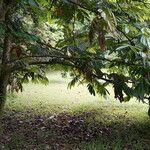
[68,76,80,89]
[87,84,95,96]
[111,74,124,102]
[89,16,107,50]
[88,8,117,51]
[98,30,106,50]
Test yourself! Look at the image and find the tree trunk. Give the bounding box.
[0,11,11,111]
[0,72,9,111]
[0,0,15,21]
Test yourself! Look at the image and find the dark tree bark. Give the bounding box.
[0,70,10,111]
[0,11,11,112]
[0,0,15,21]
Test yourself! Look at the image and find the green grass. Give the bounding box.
[1,72,150,150]
[5,72,148,116]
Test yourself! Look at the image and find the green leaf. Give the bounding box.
[28,0,39,7]
[68,76,80,89]
[87,84,95,96]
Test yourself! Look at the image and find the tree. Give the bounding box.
[0,0,150,114]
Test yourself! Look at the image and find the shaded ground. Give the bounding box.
[1,110,150,150]
[0,73,150,149]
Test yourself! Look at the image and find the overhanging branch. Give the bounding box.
[67,0,136,46]
[66,0,98,14]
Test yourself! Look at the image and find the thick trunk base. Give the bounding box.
[0,73,9,112]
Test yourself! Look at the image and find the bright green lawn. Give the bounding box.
[6,72,148,119]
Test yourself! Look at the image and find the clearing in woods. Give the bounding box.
[0,72,150,150]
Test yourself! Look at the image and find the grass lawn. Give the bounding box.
[0,72,150,150]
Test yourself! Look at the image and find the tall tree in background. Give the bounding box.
[0,0,150,114]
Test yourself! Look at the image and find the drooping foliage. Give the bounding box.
[0,0,150,110]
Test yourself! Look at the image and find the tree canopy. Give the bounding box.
[0,0,150,112]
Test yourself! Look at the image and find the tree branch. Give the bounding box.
[116,27,135,46]
[67,0,136,46]
[11,58,75,72]
[66,0,98,14]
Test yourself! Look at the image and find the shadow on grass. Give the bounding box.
[0,109,150,150]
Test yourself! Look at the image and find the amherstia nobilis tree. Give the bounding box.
[0,0,150,114]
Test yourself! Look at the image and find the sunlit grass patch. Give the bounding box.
[5,72,148,119]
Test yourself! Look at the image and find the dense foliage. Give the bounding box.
[0,0,150,112]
